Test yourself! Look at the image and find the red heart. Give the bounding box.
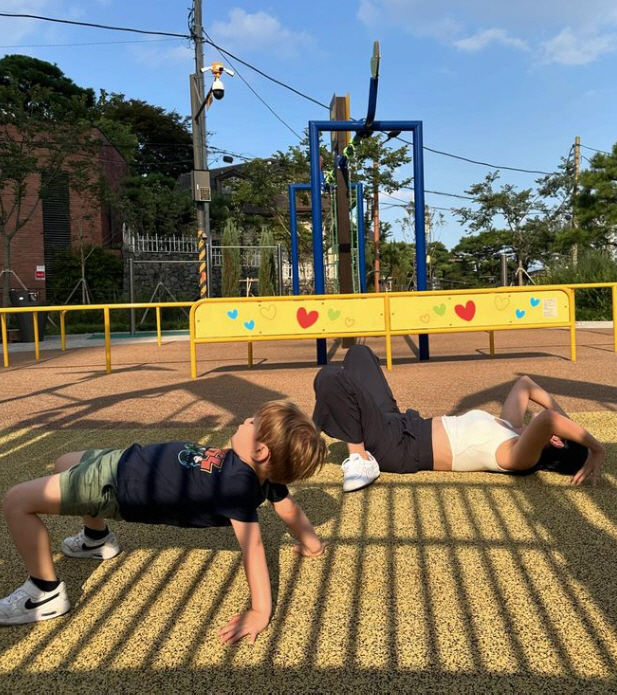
[297,307,319,329]
[454,300,476,322]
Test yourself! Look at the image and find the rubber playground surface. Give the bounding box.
[1,327,617,692]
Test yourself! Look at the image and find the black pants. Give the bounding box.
[312,344,433,473]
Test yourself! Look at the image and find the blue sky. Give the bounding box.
[1,0,616,249]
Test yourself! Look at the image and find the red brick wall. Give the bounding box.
[0,129,128,305]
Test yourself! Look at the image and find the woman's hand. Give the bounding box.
[218,609,270,645]
[572,449,605,486]
[292,540,328,557]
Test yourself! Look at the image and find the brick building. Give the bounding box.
[0,128,127,304]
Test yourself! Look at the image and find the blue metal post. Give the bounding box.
[413,123,430,360]
[356,182,367,293]
[366,77,378,128]
[288,184,300,295]
[309,122,327,365]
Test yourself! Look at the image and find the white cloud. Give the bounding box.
[357,0,617,65]
[210,9,315,59]
[129,42,193,68]
[0,0,56,43]
[454,29,529,53]
[541,28,617,65]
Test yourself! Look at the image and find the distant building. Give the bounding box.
[0,128,127,303]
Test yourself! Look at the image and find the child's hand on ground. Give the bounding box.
[292,540,328,557]
[218,609,270,645]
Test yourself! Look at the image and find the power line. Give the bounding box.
[580,143,611,156]
[202,30,303,141]
[0,38,183,48]
[393,135,557,175]
[0,12,190,38]
[0,10,330,112]
[0,11,574,177]
[202,35,330,111]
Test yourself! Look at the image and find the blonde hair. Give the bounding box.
[254,400,326,484]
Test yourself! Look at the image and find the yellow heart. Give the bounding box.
[259,304,277,321]
[494,295,510,311]
[420,313,430,324]
[344,317,355,327]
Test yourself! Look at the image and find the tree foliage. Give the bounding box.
[258,227,277,296]
[575,144,617,250]
[221,219,241,297]
[96,92,193,179]
[0,71,103,304]
[454,172,556,279]
[0,54,95,121]
[119,173,195,237]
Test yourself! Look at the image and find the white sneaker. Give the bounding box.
[0,579,70,626]
[342,451,380,492]
[61,529,121,560]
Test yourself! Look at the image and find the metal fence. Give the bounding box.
[123,232,198,254]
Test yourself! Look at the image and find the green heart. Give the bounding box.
[433,303,446,316]
[328,308,341,320]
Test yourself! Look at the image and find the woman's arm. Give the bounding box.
[218,519,272,645]
[500,376,569,428]
[272,494,327,557]
[498,409,605,485]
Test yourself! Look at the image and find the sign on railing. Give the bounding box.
[389,289,571,332]
[194,295,387,339]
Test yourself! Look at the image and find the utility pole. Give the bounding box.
[190,0,210,297]
[572,135,581,266]
[330,95,353,297]
[330,94,355,347]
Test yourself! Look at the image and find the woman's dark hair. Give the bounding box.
[535,439,589,475]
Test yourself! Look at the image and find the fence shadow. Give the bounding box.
[1,421,616,692]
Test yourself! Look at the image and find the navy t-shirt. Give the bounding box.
[115,442,289,528]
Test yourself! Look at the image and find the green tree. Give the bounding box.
[574,143,617,251]
[258,227,277,296]
[119,173,195,237]
[47,246,124,304]
[454,172,554,284]
[542,249,617,319]
[0,77,102,305]
[451,229,512,286]
[221,219,241,297]
[0,54,95,120]
[96,93,193,179]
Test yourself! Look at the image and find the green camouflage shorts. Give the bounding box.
[59,448,125,520]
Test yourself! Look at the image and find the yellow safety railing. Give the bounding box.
[189,285,591,376]
[1,282,615,377]
[0,302,192,373]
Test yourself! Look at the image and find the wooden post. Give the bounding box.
[331,94,355,348]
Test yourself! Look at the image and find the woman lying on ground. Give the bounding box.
[313,344,605,492]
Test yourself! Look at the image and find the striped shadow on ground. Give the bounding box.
[0,413,616,692]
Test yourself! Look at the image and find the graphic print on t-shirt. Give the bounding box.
[177,444,229,474]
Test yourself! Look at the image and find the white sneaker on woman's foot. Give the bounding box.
[0,579,70,625]
[61,529,121,560]
[342,452,380,492]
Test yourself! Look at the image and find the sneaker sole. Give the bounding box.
[0,602,71,626]
[61,543,121,560]
[343,473,380,493]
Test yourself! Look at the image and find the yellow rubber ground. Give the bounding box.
[0,411,616,692]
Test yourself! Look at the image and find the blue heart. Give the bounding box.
[530,297,540,307]
[515,309,526,319]
[244,320,255,331]
[227,309,238,319]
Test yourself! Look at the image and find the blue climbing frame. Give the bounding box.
[308,119,430,364]
[288,182,367,296]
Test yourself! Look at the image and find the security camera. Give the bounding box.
[211,76,225,100]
